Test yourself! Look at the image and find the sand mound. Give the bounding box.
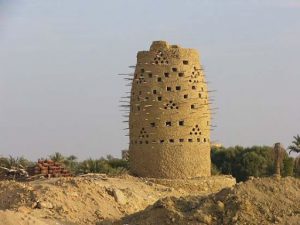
[0,175,179,224]
[0,210,69,225]
[0,174,235,225]
[2,175,297,225]
[112,177,300,225]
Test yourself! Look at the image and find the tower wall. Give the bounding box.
[129,41,211,179]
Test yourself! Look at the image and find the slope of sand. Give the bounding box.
[111,177,300,225]
[0,174,234,225]
[1,174,298,225]
[0,210,71,225]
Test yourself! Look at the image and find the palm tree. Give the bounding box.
[4,156,31,168]
[0,157,9,174]
[49,152,65,163]
[288,135,300,154]
[67,155,77,161]
[64,155,78,173]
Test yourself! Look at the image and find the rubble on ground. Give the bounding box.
[111,177,300,225]
[0,174,298,225]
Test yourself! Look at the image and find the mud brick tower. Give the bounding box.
[128,41,211,178]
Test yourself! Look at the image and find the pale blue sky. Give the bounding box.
[0,0,299,159]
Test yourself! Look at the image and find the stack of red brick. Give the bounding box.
[27,159,72,178]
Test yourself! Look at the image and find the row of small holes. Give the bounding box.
[150,120,184,127]
[136,74,204,84]
[144,72,185,79]
[136,85,204,95]
[133,93,204,101]
[153,60,189,65]
[136,103,200,111]
[131,138,208,144]
[149,121,203,127]
[166,86,181,91]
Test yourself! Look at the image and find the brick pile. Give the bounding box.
[27,159,72,178]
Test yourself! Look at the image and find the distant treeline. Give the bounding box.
[211,145,300,181]
[0,146,299,181]
[0,153,129,176]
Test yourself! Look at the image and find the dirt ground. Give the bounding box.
[0,174,232,225]
[111,177,300,225]
[0,174,299,225]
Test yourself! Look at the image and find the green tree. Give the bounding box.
[63,155,78,173]
[288,134,300,154]
[294,157,300,177]
[0,157,9,168]
[282,156,294,177]
[0,156,32,169]
[76,157,128,175]
[236,146,274,181]
[49,152,65,163]
[211,145,275,181]
[211,163,220,175]
[211,145,243,175]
